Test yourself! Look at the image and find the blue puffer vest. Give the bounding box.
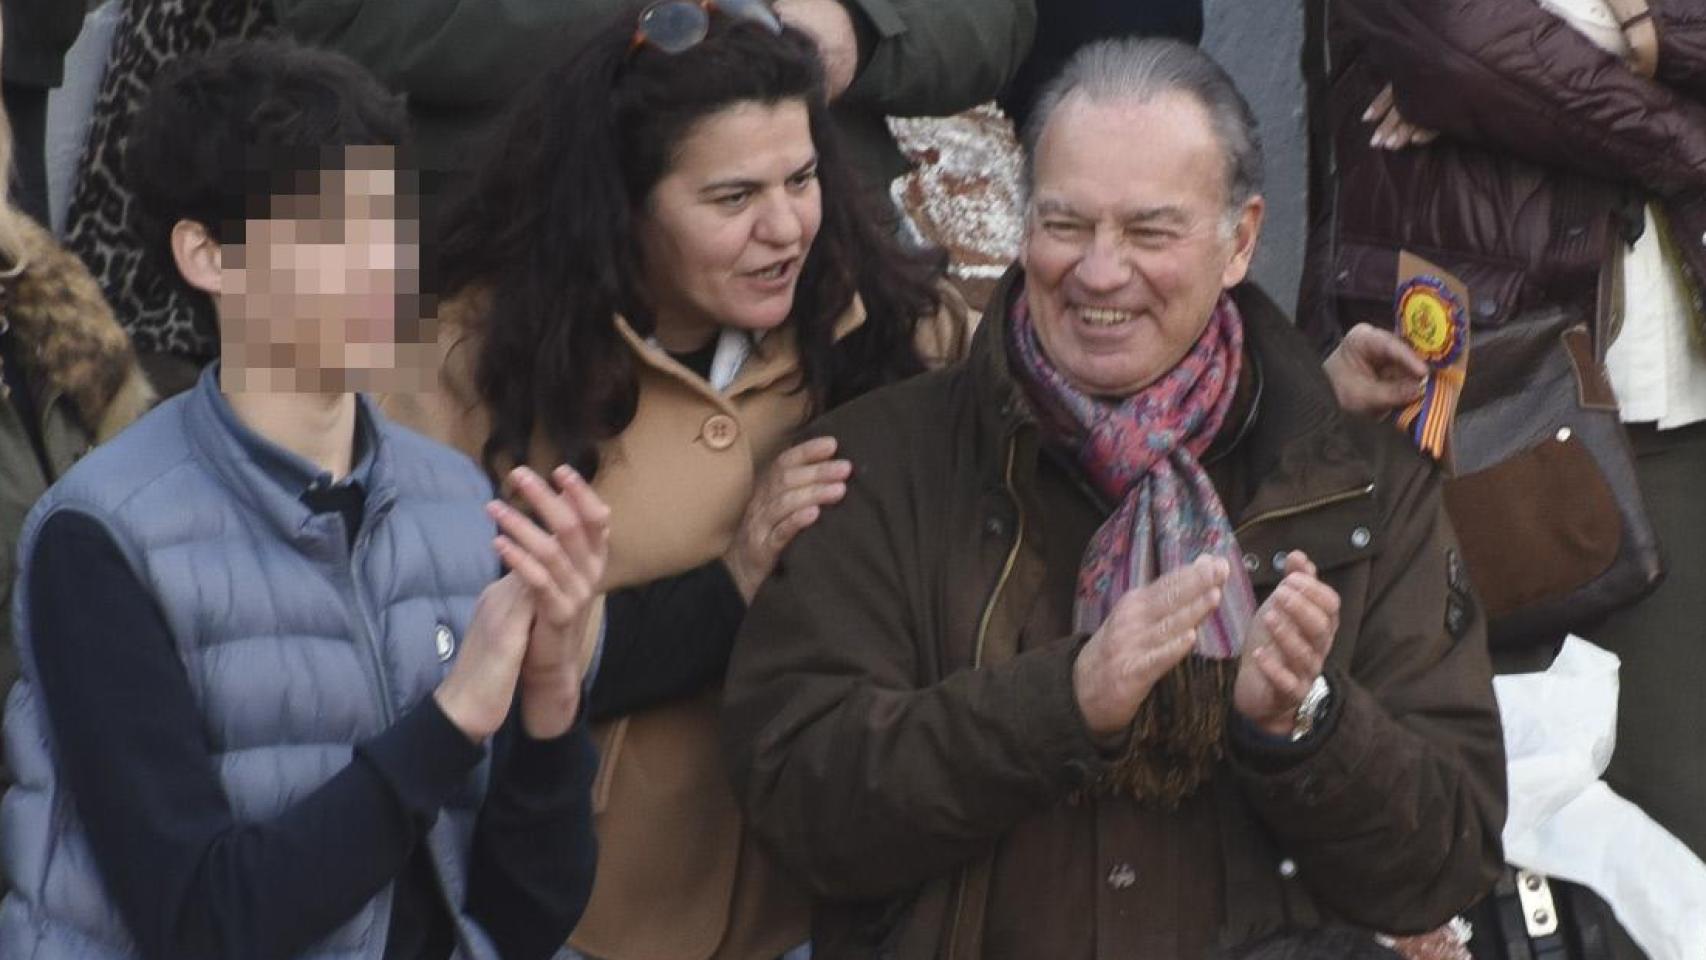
[0,368,501,959]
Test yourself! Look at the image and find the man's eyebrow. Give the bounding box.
[1032,200,1192,224]
[1119,205,1190,225]
[1033,199,1083,219]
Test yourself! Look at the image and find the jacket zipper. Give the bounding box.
[1232,482,1375,538]
[973,437,1025,669]
[347,522,396,726]
[948,436,1026,960]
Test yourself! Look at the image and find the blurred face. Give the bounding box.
[217,145,420,391]
[637,99,823,352]
[1021,92,1262,398]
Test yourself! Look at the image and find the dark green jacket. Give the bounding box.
[275,0,1035,185]
[1,0,88,88]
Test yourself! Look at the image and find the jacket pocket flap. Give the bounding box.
[1331,239,1528,329]
[1237,488,1381,592]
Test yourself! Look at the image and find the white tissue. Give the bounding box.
[1495,636,1706,959]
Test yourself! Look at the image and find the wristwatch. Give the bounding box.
[1290,675,1332,742]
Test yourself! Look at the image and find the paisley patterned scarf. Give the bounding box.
[1010,288,1258,805]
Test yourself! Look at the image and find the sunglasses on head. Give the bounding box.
[630,0,783,57]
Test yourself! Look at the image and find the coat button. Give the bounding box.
[1350,526,1372,549]
[984,515,1008,538]
[434,624,456,662]
[1555,426,1573,443]
[1271,551,1289,572]
[1243,553,1261,574]
[1106,863,1137,890]
[1476,299,1499,320]
[1278,858,1299,879]
[701,414,739,451]
[1699,230,1706,248]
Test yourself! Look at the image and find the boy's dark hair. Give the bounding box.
[126,38,409,328]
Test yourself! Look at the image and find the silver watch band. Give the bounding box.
[1290,674,1332,742]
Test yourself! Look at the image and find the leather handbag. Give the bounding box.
[1319,235,1664,647]
[1440,303,1664,647]
[1463,868,1620,960]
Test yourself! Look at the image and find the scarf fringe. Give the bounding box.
[1092,657,1239,808]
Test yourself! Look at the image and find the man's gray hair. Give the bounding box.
[1019,38,1265,219]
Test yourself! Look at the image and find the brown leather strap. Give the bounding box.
[1606,0,1660,77]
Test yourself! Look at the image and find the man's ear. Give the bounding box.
[170,220,223,296]
[1220,195,1265,290]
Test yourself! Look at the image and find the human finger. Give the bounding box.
[1253,636,1312,705]
[781,458,853,493]
[549,466,611,578]
[1148,555,1231,609]
[1372,108,1408,149]
[1273,581,1334,640]
[488,498,579,596]
[494,535,583,627]
[1119,626,1199,683]
[759,480,848,534]
[1357,325,1427,377]
[774,436,839,470]
[507,466,592,562]
[1363,84,1395,123]
[1264,597,1329,681]
[767,504,824,552]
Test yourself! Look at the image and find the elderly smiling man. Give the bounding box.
[720,38,1506,959]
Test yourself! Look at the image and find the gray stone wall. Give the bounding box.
[1204,0,1307,313]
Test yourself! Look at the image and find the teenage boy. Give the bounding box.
[0,40,602,960]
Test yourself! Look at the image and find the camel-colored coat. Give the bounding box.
[383,290,967,960]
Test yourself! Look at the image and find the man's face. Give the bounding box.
[1021,92,1263,397]
[220,145,422,392]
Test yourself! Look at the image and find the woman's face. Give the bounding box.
[637,98,823,352]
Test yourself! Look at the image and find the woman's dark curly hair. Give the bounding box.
[434,4,945,481]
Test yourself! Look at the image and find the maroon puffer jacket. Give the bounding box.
[1300,0,1706,349]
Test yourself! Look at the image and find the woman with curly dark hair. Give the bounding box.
[385,5,969,958]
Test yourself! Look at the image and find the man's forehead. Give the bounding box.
[1031,196,1191,222]
[1029,91,1230,211]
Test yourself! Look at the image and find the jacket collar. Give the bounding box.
[968,265,1377,522]
[184,364,394,556]
[613,297,869,414]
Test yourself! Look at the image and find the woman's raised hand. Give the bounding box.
[724,437,852,602]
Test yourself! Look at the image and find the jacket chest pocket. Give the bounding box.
[1234,486,1381,629]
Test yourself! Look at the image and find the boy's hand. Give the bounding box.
[488,465,611,738]
[434,574,536,742]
